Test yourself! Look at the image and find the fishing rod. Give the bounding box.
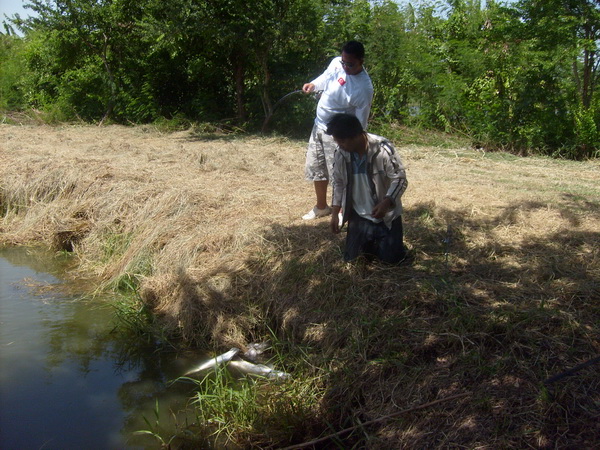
[261,89,321,133]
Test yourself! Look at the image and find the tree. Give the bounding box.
[367,1,413,121]
[518,0,600,155]
[519,0,600,109]
[20,0,150,122]
[0,34,28,110]
[131,0,328,125]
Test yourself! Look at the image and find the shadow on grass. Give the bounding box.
[151,197,599,447]
[239,198,598,447]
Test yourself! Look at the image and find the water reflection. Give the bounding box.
[0,247,202,449]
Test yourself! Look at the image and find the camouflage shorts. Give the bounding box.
[304,125,337,182]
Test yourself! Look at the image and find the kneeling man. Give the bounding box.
[327,113,408,264]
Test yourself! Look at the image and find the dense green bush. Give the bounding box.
[1,0,598,158]
[0,35,28,111]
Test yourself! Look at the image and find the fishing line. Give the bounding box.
[261,89,321,132]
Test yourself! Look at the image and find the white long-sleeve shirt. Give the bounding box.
[310,57,373,131]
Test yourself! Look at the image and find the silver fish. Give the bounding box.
[228,359,290,379]
[183,348,240,376]
[242,341,271,363]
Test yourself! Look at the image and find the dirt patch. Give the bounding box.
[1,124,599,447]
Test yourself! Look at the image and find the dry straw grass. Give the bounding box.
[1,123,599,448]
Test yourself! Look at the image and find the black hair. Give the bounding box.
[326,113,364,139]
[342,40,365,60]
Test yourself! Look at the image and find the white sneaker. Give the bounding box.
[338,211,343,227]
[302,206,332,220]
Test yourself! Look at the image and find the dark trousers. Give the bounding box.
[344,211,406,264]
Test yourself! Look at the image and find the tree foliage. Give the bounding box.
[0,0,598,158]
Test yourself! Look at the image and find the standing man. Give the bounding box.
[327,113,408,264]
[301,41,373,220]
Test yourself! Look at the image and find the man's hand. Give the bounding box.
[303,83,315,94]
[371,197,393,219]
[330,206,341,234]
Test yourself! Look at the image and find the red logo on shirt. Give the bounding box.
[338,77,346,86]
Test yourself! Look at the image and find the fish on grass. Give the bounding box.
[227,359,290,379]
[184,346,290,380]
[243,341,271,363]
[184,348,240,375]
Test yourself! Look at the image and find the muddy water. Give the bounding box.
[0,247,203,449]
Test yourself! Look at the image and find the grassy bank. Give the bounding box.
[1,123,599,448]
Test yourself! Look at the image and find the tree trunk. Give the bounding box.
[257,49,273,132]
[232,52,246,122]
[582,51,592,109]
[99,33,116,125]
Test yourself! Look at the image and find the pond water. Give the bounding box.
[0,247,204,449]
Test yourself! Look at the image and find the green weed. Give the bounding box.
[134,399,177,448]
